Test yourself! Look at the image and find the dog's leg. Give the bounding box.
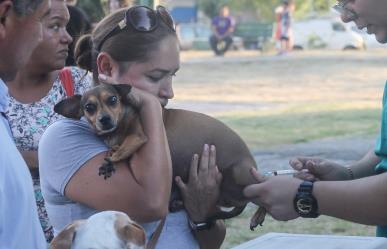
[99,134,147,179]
[250,207,267,231]
[109,133,147,163]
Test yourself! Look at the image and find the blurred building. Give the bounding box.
[164,0,198,24]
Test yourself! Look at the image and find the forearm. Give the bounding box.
[131,99,172,211]
[19,150,38,170]
[194,220,226,249]
[349,149,380,179]
[315,172,387,225]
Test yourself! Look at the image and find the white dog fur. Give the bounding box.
[50,211,146,249]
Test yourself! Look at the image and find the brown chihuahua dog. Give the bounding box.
[54,84,147,179]
[55,84,266,230]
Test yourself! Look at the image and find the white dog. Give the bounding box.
[50,211,146,249]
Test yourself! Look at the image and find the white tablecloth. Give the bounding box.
[231,233,387,249]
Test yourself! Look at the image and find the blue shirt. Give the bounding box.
[211,16,235,36]
[0,78,46,248]
[374,81,387,237]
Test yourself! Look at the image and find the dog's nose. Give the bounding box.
[99,115,112,127]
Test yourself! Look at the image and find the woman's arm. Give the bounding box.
[19,150,38,170]
[290,149,380,181]
[65,87,172,223]
[193,220,226,249]
[244,169,387,225]
[349,149,380,179]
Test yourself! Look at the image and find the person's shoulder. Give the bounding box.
[42,118,91,140]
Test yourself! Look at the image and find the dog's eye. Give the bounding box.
[84,104,96,114]
[108,96,118,106]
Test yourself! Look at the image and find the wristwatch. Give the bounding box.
[188,218,215,231]
[293,181,319,218]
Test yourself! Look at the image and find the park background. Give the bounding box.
[70,1,386,248]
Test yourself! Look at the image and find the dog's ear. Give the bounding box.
[111,84,133,105]
[115,214,146,248]
[50,220,85,249]
[54,95,83,119]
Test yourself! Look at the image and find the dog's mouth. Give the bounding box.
[96,123,117,135]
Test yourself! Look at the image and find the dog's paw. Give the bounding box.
[98,158,116,179]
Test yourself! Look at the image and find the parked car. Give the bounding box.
[292,17,365,50]
[349,24,386,49]
[177,23,244,51]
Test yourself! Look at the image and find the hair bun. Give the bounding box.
[74,34,94,71]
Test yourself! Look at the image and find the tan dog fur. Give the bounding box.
[55,84,265,228]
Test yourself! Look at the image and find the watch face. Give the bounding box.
[296,197,313,214]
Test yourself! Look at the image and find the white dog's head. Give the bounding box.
[50,211,146,249]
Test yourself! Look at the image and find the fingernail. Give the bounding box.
[204,144,209,151]
[211,145,215,151]
[99,74,107,81]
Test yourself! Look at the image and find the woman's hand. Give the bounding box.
[244,168,301,221]
[98,74,159,109]
[289,157,352,181]
[175,144,222,222]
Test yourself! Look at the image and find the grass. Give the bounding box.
[217,103,381,150]
[221,206,376,249]
[174,51,387,248]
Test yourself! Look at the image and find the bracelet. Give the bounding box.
[188,218,215,231]
[346,166,354,180]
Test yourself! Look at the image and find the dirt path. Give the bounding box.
[253,135,375,172]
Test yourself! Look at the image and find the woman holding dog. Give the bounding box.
[243,0,387,238]
[4,0,92,242]
[39,5,225,249]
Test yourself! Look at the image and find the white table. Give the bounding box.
[231,233,387,249]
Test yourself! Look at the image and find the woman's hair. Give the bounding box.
[65,5,92,66]
[75,7,177,83]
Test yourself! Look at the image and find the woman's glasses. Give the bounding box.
[98,5,176,51]
[332,0,358,21]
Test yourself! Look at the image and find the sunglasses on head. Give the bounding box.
[332,0,358,21]
[98,5,176,51]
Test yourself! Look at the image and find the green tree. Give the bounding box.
[76,0,105,23]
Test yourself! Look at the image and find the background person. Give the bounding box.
[39,6,225,249]
[276,0,294,55]
[209,5,236,56]
[243,0,387,237]
[0,0,51,248]
[5,0,92,242]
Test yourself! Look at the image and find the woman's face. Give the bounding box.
[30,0,72,71]
[116,36,180,107]
[342,0,387,43]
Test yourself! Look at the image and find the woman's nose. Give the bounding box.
[160,80,174,99]
[61,29,73,44]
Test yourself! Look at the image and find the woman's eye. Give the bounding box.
[51,24,60,31]
[147,75,162,82]
[108,96,118,105]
